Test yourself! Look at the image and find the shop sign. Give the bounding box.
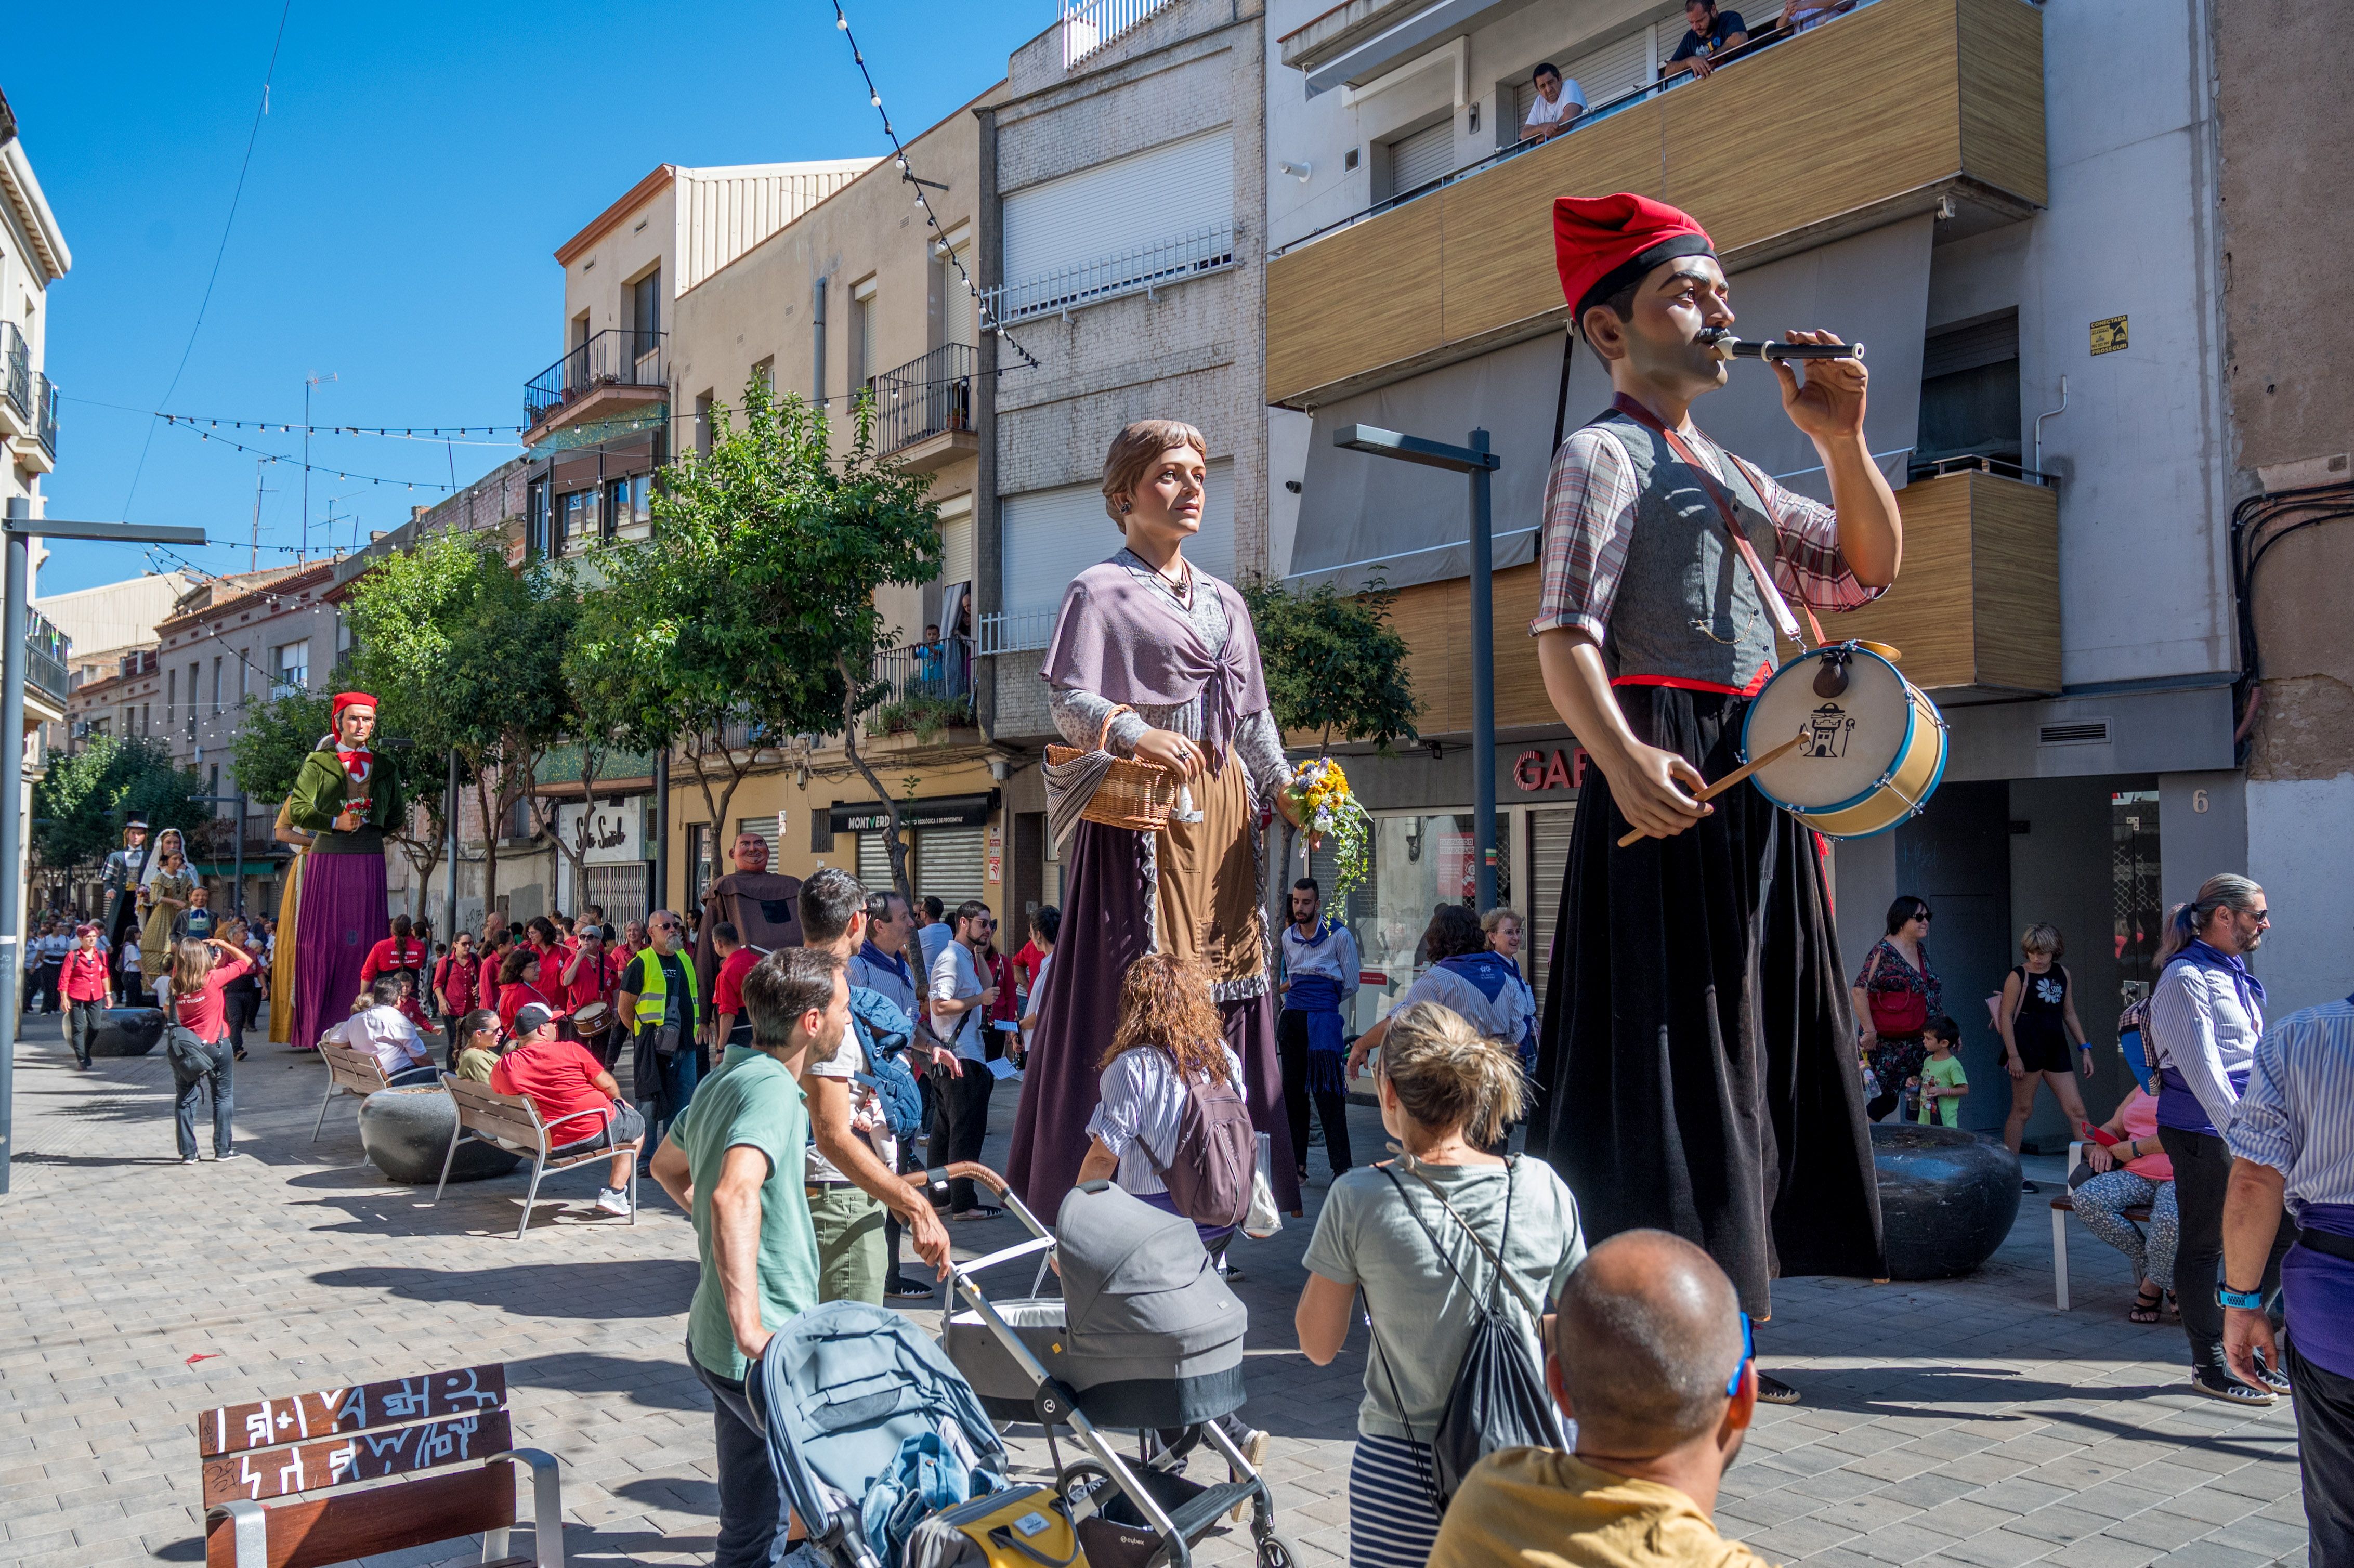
[1512,746,1587,794]
[556,800,644,864]
[986,822,1003,884]
[829,790,1000,835]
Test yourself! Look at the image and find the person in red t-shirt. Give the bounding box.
[61,922,115,1070]
[556,925,619,1063]
[165,936,255,1162]
[434,932,478,1060]
[496,948,560,1036]
[490,1002,642,1214]
[478,930,516,1021]
[359,913,428,1001]
[705,921,759,1051]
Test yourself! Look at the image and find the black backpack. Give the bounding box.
[1364,1158,1567,1512]
[1139,1057,1255,1231]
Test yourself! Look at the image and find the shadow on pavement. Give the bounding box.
[505,1349,712,1412]
[311,1258,699,1316]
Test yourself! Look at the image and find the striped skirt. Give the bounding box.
[1348,1432,1443,1568]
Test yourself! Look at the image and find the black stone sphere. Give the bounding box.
[1872,1122,2023,1280]
[88,1008,164,1057]
[359,1086,521,1185]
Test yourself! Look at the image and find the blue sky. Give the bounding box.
[16,2,1046,598]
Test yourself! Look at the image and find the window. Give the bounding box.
[631,266,662,342]
[1381,120,1454,200]
[212,656,223,714]
[852,277,878,391]
[558,489,593,554]
[694,390,715,457]
[1000,459,1237,619]
[187,663,200,737]
[936,492,975,587]
[527,479,552,560]
[141,703,151,737]
[272,640,309,694]
[1001,127,1235,301]
[208,763,220,801]
[751,356,775,393]
[1914,309,2021,470]
[166,668,177,726]
[605,477,634,540]
[937,234,975,348]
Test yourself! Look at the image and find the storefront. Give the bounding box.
[832,790,1001,913]
[554,797,652,927]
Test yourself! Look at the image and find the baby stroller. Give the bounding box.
[940,1169,1300,1568]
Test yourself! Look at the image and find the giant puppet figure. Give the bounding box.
[284,692,401,1052]
[1529,194,1899,1403]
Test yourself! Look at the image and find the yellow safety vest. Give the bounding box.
[632,949,700,1027]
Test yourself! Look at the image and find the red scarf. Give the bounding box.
[335,745,373,818]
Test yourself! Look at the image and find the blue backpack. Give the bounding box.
[850,986,927,1143]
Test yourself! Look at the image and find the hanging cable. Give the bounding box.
[157,420,459,491]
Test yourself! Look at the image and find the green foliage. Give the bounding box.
[866,692,971,742]
[33,736,206,871]
[228,690,332,804]
[1239,576,1421,751]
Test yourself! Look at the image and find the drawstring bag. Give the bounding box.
[1362,1158,1565,1512]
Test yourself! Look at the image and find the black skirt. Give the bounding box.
[1530,685,1885,1315]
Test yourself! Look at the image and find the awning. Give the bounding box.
[1288,214,1933,594]
[829,790,1000,835]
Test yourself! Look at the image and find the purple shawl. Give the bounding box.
[1040,559,1271,772]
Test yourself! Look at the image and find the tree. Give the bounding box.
[33,736,206,879]
[578,378,942,905]
[229,687,450,911]
[1239,575,1422,752]
[342,534,577,920]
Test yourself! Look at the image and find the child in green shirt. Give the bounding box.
[1913,1015,1968,1128]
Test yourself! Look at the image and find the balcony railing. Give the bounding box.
[2,321,27,425]
[1062,0,1174,69]
[865,641,974,736]
[872,344,975,456]
[25,609,69,704]
[33,372,57,460]
[524,329,666,428]
[983,226,1235,325]
[976,609,1058,656]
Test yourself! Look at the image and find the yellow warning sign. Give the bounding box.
[2090,316,2128,355]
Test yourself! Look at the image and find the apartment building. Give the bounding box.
[1258,0,2263,1148]
[977,0,1272,939]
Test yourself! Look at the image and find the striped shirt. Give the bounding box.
[1528,404,1882,645]
[2147,953,2265,1136]
[2227,998,2354,1213]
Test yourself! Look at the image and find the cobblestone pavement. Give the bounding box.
[0,1020,2308,1568]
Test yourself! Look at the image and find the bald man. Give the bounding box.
[1431,1230,1770,1568]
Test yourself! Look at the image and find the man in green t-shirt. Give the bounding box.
[649,945,847,1568]
[1915,1015,1969,1128]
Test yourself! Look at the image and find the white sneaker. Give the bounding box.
[594,1187,633,1217]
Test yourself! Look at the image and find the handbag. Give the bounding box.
[1362,1158,1566,1513]
[1041,704,1180,837]
[1864,948,1928,1038]
[162,991,215,1077]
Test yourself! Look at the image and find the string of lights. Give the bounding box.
[829,1,1040,372]
[158,420,460,492]
[158,412,524,442]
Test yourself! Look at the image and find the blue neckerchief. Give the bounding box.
[2170,938,2266,1013]
[1437,951,1517,1004]
[857,938,911,986]
[1288,918,1335,950]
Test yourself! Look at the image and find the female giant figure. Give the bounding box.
[1006,421,1303,1216]
[285,692,400,1052]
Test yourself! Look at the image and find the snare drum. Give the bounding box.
[1741,642,1946,838]
[571,1001,612,1036]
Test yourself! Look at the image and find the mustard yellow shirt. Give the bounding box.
[1430,1448,1776,1568]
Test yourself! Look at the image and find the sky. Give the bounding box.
[15,2,1049,600]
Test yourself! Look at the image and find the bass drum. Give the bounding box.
[1742,642,1946,838]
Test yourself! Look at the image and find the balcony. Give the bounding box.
[1265,0,2046,408]
[30,373,58,469]
[865,640,976,741]
[983,226,1235,326]
[1,321,27,438]
[1061,0,1176,70]
[523,329,666,437]
[872,344,977,471]
[25,609,69,707]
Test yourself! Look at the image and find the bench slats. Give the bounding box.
[195,1365,507,1458]
[202,1408,513,1505]
[205,1459,518,1568]
[319,1041,391,1094]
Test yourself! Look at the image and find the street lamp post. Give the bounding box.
[0,499,207,1193]
[1331,425,1503,912]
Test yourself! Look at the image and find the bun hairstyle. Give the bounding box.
[1378,1000,1526,1148]
[1101,420,1209,530]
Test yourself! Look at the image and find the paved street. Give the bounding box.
[0,1021,2307,1568]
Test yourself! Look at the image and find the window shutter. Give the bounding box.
[1526,806,1578,1000]
[937,496,975,587]
[857,833,895,891]
[1385,121,1454,198]
[1003,128,1235,287]
[916,826,987,909]
[736,815,782,872]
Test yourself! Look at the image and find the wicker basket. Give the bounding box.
[1044,704,1182,833]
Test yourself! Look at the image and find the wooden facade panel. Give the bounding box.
[1965,472,2061,691]
[1956,0,2050,207]
[1389,565,1554,737]
[1797,473,1980,690]
[1662,0,1962,254]
[1266,198,1443,404]
[1437,104,1667,347]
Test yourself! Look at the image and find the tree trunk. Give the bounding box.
[472,768,501,923]
[523,748,600,916]
[839,654,915,908]
[684,730,754,864]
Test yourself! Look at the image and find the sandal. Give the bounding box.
[951,1205,1003,1223]
[2129,1284,2163,1324]
[2189,1363,2274,1405]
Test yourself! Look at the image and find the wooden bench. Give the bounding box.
[311,1040,393,1141]
[196,1363,563,1568]
[2049,1141,2156,1310]
[435,1073,639,1240]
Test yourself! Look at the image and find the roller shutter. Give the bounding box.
[1385,120,1454,198]
[1003,128,1234,288]
[1526,806,1577,1000]
[917,826,987,910]
[1001,459,1236,619]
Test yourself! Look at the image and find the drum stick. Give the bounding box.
[1617,730,1810,848]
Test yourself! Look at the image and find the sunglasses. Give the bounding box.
[1727,1310,1754,1398]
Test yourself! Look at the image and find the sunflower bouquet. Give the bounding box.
[1286,756,1372,900]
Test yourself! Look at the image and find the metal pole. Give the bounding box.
[232,790,246,915]
[443,748,459,943]
[1469,428,1497,913]
[652,747,671,916]
[0,499,28,1194]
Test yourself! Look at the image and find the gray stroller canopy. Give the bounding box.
[1055,1182,1247,1421]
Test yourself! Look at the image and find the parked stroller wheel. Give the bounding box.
[1254,1530,1304,1568]
[1054,1459,1116,1520]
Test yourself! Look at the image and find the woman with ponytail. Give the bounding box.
[1295,1001,1586,1568]
[2147,872,2290,1404]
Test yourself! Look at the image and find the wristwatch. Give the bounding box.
[2217,1285,2266,1311]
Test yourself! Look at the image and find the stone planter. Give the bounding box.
[359,1086,520,1185]
[89,1007,164,1057]
[1871,1122,2022,1280]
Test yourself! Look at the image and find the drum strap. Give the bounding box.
[1613,400,1827,650]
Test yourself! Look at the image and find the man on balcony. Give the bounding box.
[1521,62,1589,141]
[1529,193,1901,1405]
[1664,1,1751,80]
